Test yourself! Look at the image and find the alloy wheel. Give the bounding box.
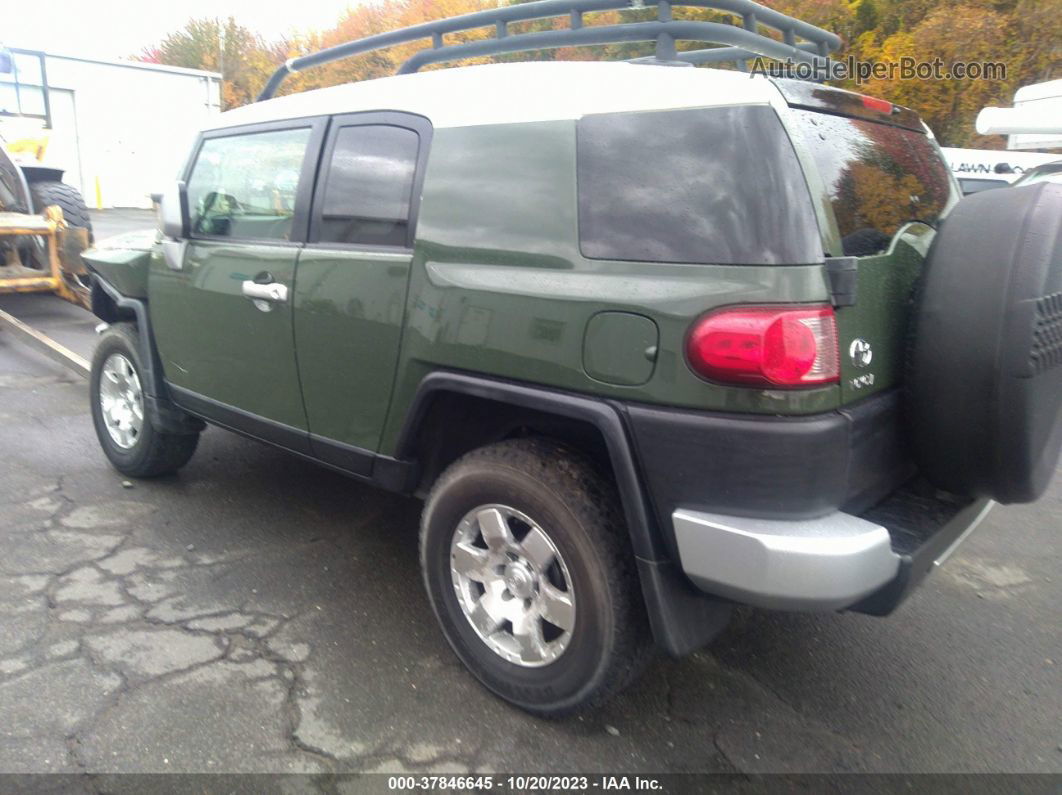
[449,504,576,667]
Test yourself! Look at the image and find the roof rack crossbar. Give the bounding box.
[670,40,821,65]
[257,0,840,101]
[398,20,827,75]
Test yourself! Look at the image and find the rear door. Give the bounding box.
[294,112,431,469]
[150,118,326,451]
[778,85,957,404]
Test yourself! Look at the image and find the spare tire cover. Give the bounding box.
[908,182,1062,504]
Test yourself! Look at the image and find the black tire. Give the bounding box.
[908,182,1062,503]
[90,323,199,478]
[420,438,651,716]
[28,180,93,239]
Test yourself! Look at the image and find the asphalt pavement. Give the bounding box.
[0,210,1058,779]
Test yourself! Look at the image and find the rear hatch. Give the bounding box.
[773,80,958,406]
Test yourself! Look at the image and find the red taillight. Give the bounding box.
[861,95,893,115]
[686,306,839,387]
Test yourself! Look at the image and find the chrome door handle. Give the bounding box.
[241,281,288,303]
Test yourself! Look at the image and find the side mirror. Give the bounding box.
[159,181,188,239]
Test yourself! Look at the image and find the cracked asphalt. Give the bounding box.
[0,211,1059,779]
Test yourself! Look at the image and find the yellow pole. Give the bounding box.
[95,176,102,209]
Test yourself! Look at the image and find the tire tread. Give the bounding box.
[28,180,93,234]
[90,323,198,478]
[421,437,652,716]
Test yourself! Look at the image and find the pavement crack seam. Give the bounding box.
[279,657,340,770]
[710,731,749,776]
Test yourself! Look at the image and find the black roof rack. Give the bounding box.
[257,0,841,101]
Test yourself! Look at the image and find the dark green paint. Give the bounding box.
[81,230,159,298]
[583,312,658,387]
[293,248,412,451]
[835,224,933,403]
[93,113,939,462]
[377,122,840,454]
[149,241,307,430]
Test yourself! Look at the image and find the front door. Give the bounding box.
[150,119,326,451]
[294,112,431,467]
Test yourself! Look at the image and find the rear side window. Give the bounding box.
[790,109,953,256]
[187,127,311,241]
[314,124,419,248]
[577,105,822,265]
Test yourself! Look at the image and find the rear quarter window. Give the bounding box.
[576,105,823,266]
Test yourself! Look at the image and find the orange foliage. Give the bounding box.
[142,0,1060,147]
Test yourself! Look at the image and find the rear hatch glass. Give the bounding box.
[790,108,953,256]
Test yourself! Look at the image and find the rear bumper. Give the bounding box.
[627,389,914,529]
[673,488,993,612]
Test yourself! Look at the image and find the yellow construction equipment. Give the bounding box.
[0,47,94,308]
[0,206,91,307]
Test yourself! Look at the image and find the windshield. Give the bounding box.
[790,109,955,256]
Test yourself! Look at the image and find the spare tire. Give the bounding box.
[908,182,1062,504]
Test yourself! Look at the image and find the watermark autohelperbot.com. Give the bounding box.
[750,55,1007,84]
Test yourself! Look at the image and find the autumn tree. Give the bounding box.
[138,17,281,109]
[756,0,1059,147]
[140,0,1058,148]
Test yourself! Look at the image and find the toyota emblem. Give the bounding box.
[849,338,873,368]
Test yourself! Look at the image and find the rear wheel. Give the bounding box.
[90,323,199,478]
[420,438,651,716]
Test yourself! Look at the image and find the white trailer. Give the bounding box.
[941,146,1058,195]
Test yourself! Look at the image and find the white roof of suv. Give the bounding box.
[210,61,781,131]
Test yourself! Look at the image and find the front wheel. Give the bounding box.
[420,438,651,716]
[90,323,199,477]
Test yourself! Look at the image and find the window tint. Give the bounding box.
[790,109,954,256]
[577,106,822,265]
[187,127,311,241]
[316,124,419,247]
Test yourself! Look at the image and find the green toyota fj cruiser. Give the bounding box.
[82,0,1062,715]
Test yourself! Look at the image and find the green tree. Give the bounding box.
[855,0,879,32]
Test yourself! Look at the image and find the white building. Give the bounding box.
[0,48,221,208]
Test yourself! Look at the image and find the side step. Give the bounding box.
[0,306,89,378]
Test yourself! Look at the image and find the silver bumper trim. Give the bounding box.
[673,508,900,611]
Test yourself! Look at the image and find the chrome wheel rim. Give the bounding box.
[99,353,143,450]
[450,504,576,667]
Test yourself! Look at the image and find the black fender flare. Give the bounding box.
[90,276,203,435]
[395,371,732,655]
